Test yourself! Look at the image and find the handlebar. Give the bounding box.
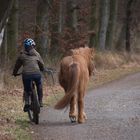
[44,67,57,75]
[14,73,22,76]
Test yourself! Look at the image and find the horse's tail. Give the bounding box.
[54,63,79,109]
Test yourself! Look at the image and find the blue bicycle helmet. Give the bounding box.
[23,38,36,48]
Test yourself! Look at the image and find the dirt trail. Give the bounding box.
[33,72,140,140]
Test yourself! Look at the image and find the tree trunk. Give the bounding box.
[0,0,14,33]
[7,0,18,62]
[65,0,78,30]
[125,0,133,52]
[35,0,49,58]
[0,27,7,66]
[89,0,99,48]
[106,0,118,50]
[66,0,73,29]
[98,0,110,51]
[49,0,60,56]
[58,0,66,33]
[72,0,78,31]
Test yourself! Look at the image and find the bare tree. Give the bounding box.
[0,0,14,33]
[125,0,134,52]
[6,0,18,62]
[98,0,110,50]
[58,0,66,33]
[89,0,99,48]
[106,0,118,50]
[35,0,50,58]
[0,27,7,65]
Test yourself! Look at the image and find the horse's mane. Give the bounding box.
[69,46,95,76]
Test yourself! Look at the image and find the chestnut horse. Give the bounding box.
[55,47,95,123]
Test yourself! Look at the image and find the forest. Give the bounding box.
[0,0,140,64]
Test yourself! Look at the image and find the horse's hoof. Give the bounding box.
[78,118,85,123]
[78,120,85,123]
[69,116,76,123]
[83,112,87,120]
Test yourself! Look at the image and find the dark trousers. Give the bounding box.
[22,73,43,104]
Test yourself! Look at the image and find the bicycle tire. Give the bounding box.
[32,88,40,124]
[27,109,33,121]
[26,96,34,122]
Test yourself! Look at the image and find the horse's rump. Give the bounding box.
[55,62,80,109]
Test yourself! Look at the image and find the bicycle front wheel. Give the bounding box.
[32,89,40,124]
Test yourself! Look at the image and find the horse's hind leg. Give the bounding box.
[69,95,77,123]
[78,92,86,123]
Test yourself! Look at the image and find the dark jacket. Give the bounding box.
[13,48,44,75]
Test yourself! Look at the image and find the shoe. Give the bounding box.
[23,104,30,112]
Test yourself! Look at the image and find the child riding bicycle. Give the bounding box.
[12,38,45,112]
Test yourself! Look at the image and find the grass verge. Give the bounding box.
[0,88,32,140]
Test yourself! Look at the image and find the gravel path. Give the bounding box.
[33,72,140,140]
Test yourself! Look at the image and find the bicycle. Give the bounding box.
[16,73,40,124]
[15,68,56,124]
